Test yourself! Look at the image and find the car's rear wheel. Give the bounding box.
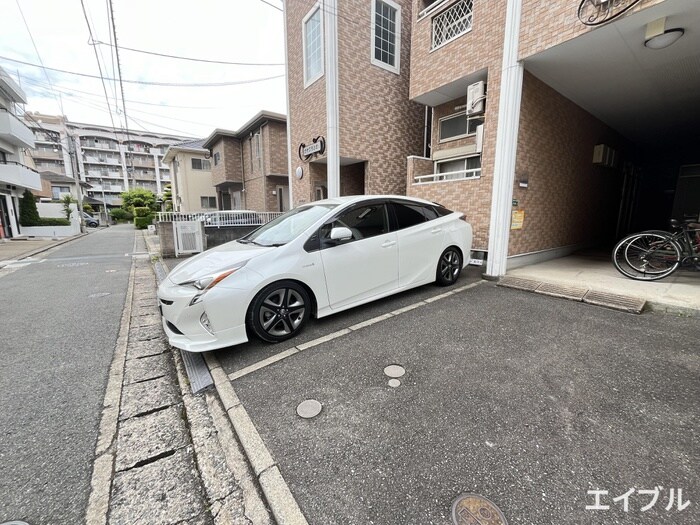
[248,281,310,343]
[436,247,462,286]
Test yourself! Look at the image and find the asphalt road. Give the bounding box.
[0,225,136,524]
[227,283,700,525]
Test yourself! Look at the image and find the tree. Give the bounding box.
[19,189,40,226]
[162,184,173,212]
[120,188,157,212]
[60,194,75,220]
[83,203,94,213]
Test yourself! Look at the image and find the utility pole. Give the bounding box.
[67,134,86,233]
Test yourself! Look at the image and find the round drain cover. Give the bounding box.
[388,379,401,388]
[383,364,405,378]
[296,399,322,419]
[451,494,508,525]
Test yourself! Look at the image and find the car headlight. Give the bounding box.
[179,264,246,306]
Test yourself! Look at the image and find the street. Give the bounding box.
[0,225,135,524]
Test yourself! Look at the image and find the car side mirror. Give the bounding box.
[330,226,353,241]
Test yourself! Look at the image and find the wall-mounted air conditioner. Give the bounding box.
[467,81,486,115]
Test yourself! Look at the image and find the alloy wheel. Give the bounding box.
[258,287,306,337]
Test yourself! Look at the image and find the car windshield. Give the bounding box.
[241,204,336,246]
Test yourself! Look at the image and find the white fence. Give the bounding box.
[173,221,204,257]
[157,210,284,227]
[414,168,481,184]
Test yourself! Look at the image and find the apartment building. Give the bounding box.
[203,111,290,212]
[23,113,188,207]
[162,139,217,212]
[286,0,424,204]
[285,0,700,277]
[0,66,39,239]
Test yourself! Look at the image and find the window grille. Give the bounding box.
[432,0,473,49]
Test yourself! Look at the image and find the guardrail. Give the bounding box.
[157,210,284,227]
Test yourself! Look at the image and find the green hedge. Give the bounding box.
[134,216,153,229]
[37,217,71,226]
[110,208,133,221]
[133,207,152,218]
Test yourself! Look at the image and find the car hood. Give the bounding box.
[167,240,273,284]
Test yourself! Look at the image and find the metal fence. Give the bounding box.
[157,210,284,227]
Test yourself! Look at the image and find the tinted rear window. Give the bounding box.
[393,203,426,229]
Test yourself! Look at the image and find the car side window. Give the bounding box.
[320,204,388,248]
[392,202,427,230]
[422,205,439,221]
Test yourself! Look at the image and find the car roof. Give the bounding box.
[310,195,437,207]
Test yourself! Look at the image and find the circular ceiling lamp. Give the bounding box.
[644,28,684,49]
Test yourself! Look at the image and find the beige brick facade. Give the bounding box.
[286,0,423,206]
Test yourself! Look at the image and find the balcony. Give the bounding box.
[430,0,473,50]
[0,109,35,148]
[0,161,41,190]
[33,149,63,160]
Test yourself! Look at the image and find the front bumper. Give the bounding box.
[157,277,251,352]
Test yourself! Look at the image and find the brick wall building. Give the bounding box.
[203,111,290,212]
[284,0,700,277]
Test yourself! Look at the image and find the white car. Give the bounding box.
[158,195,472,352]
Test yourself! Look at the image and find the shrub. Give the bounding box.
[134,215,153,229]
[61,194,74,220]
[110,208,133,221]
[38,217,70,226]
[133,206,152,218]
[83,203,94,213]
[20,189,40,226]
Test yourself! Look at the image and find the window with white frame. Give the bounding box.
[191,158,211,170]
[439,112,483,142]
[52,186,71,200]
[372,0,401,74]
[200,196,217,209]
[303,5,324,87]
[435,155,481,180]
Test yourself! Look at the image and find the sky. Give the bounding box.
[0,0,287,139]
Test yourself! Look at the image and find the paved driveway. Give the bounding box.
[217,282,699,524]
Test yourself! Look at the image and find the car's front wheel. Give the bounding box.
[248,281,310,343]
[436,247,462,286]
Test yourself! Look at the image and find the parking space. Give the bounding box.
[226,284,699,524]
[212,266,483,376]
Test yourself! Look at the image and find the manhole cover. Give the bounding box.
[296,399,322,419]
[88,292,111,299]
[388,379,401,388]
[451,494,508,525]
[383,364,405,378]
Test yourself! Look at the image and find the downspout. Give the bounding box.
[283,0,294,208]
[239,138,246,210]
[485,0,524,279]
[260,121,268,211]
[324,0,340,197]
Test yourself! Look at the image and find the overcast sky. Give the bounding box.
[0,0,287,139]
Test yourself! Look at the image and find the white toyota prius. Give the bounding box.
[157,195,472,352]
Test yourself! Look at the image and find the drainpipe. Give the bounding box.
[485,0,524,279]
[324,0,340,198]
[283,0,294,208]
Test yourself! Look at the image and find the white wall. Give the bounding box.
[37,202,78,219]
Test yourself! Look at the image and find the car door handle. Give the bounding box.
[381,240,396,248]
[431,228,442,234]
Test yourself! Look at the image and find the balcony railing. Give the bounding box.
[414,167,481,184]
[0,108,35,148]
[431,0,473,50]
[157,210,284,227]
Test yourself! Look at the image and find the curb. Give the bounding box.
[204,353,309,525]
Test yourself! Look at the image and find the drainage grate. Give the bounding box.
[534,282,588,301]
[180,350,213,394]
[497,276,540,291]
[583,290,645,314]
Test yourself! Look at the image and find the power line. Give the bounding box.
[21,77,221,109]
[14,0,64,116]
[257,0,283,12]
[0,55,285,87]
[91,40,284,66]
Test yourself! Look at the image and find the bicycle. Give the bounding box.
[612,218,700,281]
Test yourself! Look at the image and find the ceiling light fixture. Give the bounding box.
[644,18,684,49]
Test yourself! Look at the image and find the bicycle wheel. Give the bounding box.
[623,233,681,280]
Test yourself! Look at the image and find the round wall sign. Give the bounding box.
[295,166,304,180]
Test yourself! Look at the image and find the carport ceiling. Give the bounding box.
[523,0,700,144]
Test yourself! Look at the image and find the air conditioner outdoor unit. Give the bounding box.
[467,81,485,115]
